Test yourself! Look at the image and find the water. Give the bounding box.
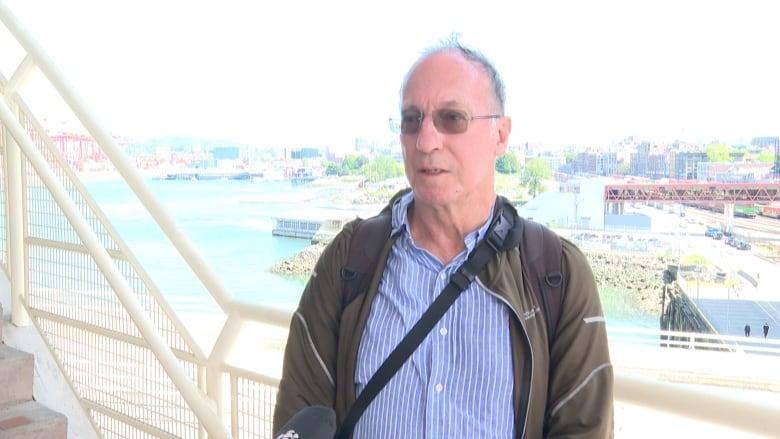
[85,178,333,311]
[84,178,656,327]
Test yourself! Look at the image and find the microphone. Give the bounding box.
[274,406,337,439]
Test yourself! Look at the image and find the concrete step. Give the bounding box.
[0,344,33,406]
[0,400,67,439]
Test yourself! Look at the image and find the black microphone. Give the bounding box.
[274,406,337,439]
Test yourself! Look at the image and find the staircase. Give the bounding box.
[0,304,67,439]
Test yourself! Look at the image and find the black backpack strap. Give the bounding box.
[341,188,410,309]
[517,217,564,345]
[340,213,392,309]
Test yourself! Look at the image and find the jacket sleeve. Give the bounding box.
[545,238,614,438]
[273,225,354,431]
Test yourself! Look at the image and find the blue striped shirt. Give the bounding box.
[353,192,515,438]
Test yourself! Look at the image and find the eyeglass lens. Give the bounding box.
[400,109,470,135]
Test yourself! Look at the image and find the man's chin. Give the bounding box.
[412,186,460,206]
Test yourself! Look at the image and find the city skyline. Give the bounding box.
[3,0,779,151]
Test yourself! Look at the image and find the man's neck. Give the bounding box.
[407,194,496,264]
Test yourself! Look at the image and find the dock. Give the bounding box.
[272,206,383,244]
[157,170,259,181]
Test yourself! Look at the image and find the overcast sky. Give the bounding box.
[2,0,779,150]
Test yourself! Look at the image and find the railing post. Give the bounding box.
[207,312,245,437]
[3,101,29,327]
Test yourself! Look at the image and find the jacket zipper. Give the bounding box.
[480,280,534,439]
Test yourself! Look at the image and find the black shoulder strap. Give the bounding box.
[340,189,409,308]
[340,213,392,309]
[517,217,564,345]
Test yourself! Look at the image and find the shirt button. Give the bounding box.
[439,272,447,280]
[435,383,443,393]
[439,327,448,336]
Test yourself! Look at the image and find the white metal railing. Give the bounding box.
[0,3,283,438]
[2,3,780,439]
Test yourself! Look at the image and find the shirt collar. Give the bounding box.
[391,191,496,255]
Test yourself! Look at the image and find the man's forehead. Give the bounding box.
[401,100,467,112]
[407,50,476,80]
[402,55,487,106]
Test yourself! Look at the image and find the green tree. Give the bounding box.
[756,150,775,163]
[705,144,732,162]
[360,155,404,182]
[355,155,369,169]
[341,154,369,175]
[495,151,519,174]
[564,151,577,164]
[520,158,552,198]
[616,162,631,175]
[322,160,341,176]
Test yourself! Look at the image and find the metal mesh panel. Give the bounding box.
[16,110,209,437]
[234,375,278,439]
[40,318,202,438]
[28,244,193,353]
[21,115,120,252]
[93,408,192,439]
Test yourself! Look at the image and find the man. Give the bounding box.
[745,324,751,337]
[274,38,613,438]
[764,322,770,339]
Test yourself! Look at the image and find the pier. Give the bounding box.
[271,206,382,243]
[660,261,779,355]
[157,169,258,180]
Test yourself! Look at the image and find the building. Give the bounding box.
[672,151,707,180]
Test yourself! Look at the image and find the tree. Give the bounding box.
[616,163,631,175]
[756,150,775,164]
[705,144,732,162]
[340,154,370,175]
[360,155,404,182]
[322,160,341,176]
[564,151,577,164]
[520,158,552,198]
[495,151,519,174]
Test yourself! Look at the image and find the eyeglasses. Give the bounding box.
[389,109,502,135]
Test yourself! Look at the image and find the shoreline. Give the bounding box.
[270,244,671,317]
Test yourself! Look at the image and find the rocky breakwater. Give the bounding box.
[270,245,672,316]
[584,251,674,315]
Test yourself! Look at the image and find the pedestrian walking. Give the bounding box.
[744,324,750,337]
[763,323,769,339]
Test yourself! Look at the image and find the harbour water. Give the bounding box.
[84,178,656,328]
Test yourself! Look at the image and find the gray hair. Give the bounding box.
[401,34,507,115]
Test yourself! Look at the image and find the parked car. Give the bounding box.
[735,240,751,250]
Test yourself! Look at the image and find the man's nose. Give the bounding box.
[415,115,443,153]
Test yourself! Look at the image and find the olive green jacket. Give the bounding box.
[274,207,614,438]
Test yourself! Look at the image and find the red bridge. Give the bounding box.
[604,182,780,204]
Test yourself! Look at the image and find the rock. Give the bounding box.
[269,244,669,315]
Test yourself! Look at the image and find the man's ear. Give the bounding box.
[495,116,512,156]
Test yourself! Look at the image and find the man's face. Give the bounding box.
[400,50,510,208]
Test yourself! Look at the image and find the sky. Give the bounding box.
[2,0,779,151]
